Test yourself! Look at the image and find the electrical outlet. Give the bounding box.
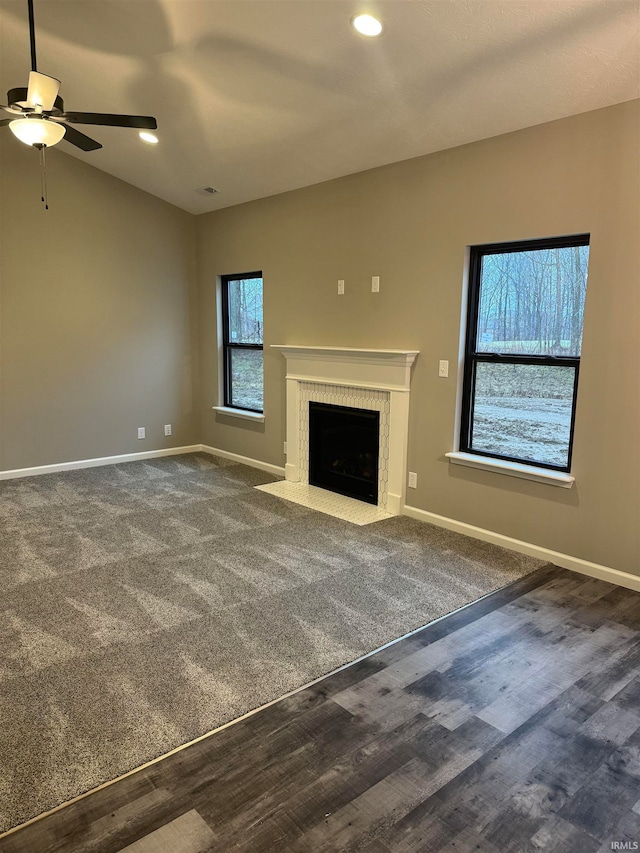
[164,424,172,436]
[284,441,287,455]
[438,360,449,378]
[371,275,380,293]
[337,279,345,295]
[137,427,146,440]
[408,472,417,489]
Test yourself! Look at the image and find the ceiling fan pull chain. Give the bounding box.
[42,144,49,209]
[38,144,44,203]
[36,142,49,209]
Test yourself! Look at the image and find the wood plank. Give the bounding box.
[117,810,215,853]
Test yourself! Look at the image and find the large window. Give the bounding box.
[461,235,590,471]
[221,272,263,413]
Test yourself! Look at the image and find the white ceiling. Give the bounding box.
[0,0,638,214]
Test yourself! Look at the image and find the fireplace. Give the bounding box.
[272,346,419,515]
[309,402,380,504]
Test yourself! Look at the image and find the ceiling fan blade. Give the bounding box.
[62,123,102,151]
[0,118,13,126]
[62,112,157,130]
[27,71,61,112]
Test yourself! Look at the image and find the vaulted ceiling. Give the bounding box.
[0,0,637,213]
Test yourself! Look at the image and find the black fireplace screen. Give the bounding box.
[308,401,379,505]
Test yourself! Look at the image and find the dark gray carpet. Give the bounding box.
[0,453,543,833]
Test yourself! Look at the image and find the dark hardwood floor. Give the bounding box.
[2,564,640,853]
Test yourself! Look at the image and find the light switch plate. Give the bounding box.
[439,360,449,378]
[371,276,380,293]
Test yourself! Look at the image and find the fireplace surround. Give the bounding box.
[272,346,419,514]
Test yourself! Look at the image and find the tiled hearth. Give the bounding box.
[255,481,393,525]
[267,346,418,522]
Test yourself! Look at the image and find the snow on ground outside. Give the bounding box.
[473,397,571,468]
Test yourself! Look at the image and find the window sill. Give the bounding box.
[445,451,574,489]
[212,406,265,423]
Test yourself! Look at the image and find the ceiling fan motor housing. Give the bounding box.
[7,87,65,115]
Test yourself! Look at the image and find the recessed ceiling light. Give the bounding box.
[139,131,159,144]
[352,14,383,37]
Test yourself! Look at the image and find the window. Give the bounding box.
[460,235,590,472]
[221,272,264,413]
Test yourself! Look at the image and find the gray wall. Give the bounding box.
[197,101,640,575]
[1,102,637,574]
[0,137,199,470]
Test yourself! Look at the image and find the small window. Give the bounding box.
[221,272,263,413]
[461,235,590,471]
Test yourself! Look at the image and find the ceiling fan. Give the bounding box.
[1,0,157,204]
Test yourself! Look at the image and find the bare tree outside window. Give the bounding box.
[222,273,263,412]
[461,236,590,470]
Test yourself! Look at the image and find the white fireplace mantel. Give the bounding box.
[272,345,419,515]
[272,345,418,391]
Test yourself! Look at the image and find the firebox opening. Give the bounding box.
[308,401,380,505]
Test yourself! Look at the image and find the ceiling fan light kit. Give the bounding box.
[9,116,66,146]
[1,0,158,208]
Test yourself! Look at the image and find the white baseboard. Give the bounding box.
[402,504,640,593]
[386,492,402,516]
[200,445,285,477]
[0,443,285,482]
[284,462,298,481]
[0,445,202,481]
